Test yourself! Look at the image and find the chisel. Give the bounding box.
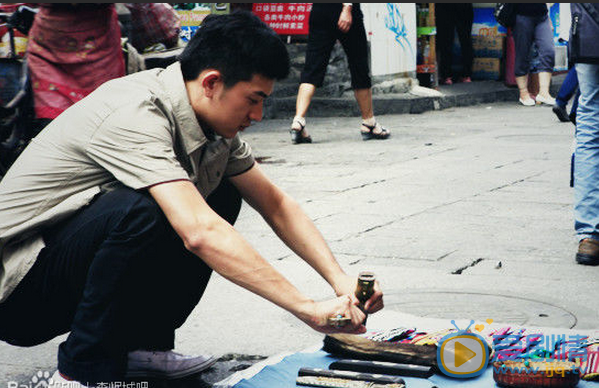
[329,359,434,378]
[298,367,406,385]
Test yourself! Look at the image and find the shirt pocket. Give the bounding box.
[199,142,230,192]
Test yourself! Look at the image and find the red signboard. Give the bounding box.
[252,3,312,35]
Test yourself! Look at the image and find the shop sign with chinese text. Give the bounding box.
[252,3,312,35]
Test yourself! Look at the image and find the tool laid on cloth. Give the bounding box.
[323,332,439,367]
[327,272,376,328]
[297,367,406,388]
[297,375,405,388]
[329,359,434,378]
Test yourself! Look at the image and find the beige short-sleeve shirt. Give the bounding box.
[0,62,254,303]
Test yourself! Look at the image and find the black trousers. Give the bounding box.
[0,180,241,383]
[435,3,474,79]
[300,3,371,89]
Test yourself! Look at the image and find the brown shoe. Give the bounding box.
[576,238,599,266]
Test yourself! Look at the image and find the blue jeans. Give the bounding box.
[556,67,579,109]
[574,63,599,241]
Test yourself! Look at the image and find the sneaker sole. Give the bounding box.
[125,356,217,380]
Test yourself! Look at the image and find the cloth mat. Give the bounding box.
[220,349,597,388]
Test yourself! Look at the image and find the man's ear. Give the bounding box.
[201,70,223,98]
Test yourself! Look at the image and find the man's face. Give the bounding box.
[203,74,274,139]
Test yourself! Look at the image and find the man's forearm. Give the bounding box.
[187,214,317,319]
[149,180,316,321]
[229,165,353,296]
[260,193,348,293]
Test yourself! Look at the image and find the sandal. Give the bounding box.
[290,119,312,144]
[361,122,390,141]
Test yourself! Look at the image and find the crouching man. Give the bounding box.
[0,11,383,386]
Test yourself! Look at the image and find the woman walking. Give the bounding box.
[512,3,555,106]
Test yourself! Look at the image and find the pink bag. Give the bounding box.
[27,4,125,119]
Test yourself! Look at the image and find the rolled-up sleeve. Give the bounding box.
[224,134,255,177]
[86,98,190,189]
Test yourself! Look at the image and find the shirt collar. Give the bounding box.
[159,62,209,154]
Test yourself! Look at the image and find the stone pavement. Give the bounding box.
[2,96,597,387]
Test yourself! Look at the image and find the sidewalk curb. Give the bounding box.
[264,80,563,119]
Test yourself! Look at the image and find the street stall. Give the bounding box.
[215,310,598,388]
[213,270,598,388]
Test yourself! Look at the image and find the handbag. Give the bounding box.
[494,3,516,28]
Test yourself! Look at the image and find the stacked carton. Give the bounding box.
[471,35,504,81]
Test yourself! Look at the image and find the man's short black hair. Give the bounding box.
[179,11,290,87]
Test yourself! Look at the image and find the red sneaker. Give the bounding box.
[460,77,472,83]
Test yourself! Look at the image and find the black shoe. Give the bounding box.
[361,123,390,141]
[552,104,570,122]
[290,119,312,144]
[576,238,599,266]
[290,129,312,144]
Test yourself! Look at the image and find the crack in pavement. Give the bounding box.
[332,252,440,262]
[485,172,545,193]
[493,159,524,169]
[452,258,485,274]
[335,199,463,242]
[436,250,458,261]
[335,179,389,194]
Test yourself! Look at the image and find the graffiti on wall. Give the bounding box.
[384,3,414,60]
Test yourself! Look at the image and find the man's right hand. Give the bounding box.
[337,5,353,33]
[298,295,367,334]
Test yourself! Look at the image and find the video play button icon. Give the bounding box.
[437,332,489,378]
[454,341,476,367]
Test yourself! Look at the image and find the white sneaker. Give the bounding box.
[519,97,536,106]
[126,350,217,379]
[49,371,90,388]
[536,94,556,105]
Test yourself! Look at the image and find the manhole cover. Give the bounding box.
[384,291,577,328]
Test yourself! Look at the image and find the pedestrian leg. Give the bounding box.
[574,63,599,264]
